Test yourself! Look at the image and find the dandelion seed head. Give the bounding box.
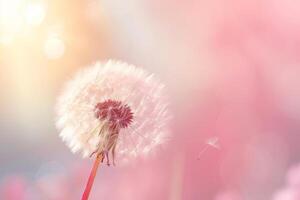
[55,60,170,162]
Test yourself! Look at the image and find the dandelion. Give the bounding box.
[55,60,170,200]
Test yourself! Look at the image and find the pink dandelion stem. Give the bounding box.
[81,153,103,200]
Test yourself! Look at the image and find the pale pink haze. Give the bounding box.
[273,163,300,200]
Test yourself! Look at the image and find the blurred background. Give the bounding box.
[1,0,300,199]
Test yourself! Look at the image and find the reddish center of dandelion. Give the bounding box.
[95,99,133,129]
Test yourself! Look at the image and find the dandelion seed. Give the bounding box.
[206,137,220,149]
[197,137,220,159]
[55,60,170,200]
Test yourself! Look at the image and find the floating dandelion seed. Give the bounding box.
[55,60,170,200]
[197,137,220,159]
[206,137,220,149]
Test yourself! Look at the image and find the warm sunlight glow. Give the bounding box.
[24,3,46,26]
[0,0,24,34]
[0,0,46,43]
[44,36,65,59]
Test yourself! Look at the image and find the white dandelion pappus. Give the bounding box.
[55,60,170,165]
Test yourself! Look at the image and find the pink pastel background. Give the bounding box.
[1,0,300,199]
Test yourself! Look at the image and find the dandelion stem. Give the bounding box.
[81,153,103,200]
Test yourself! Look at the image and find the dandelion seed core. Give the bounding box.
[95,99,133,130]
